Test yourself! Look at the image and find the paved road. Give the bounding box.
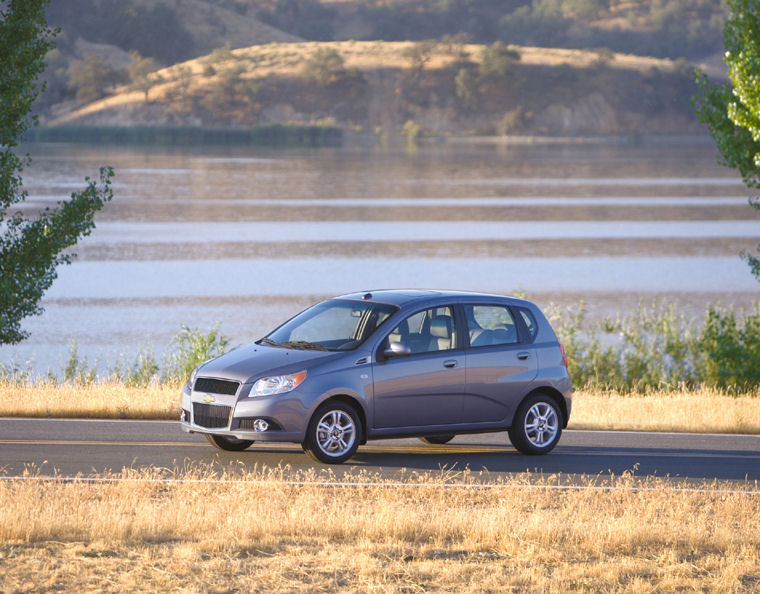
[2,418,760,483]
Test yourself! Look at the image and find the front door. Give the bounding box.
[372,306,465,429]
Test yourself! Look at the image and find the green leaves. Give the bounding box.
[0,168,114,344]
[548,301,760,393]
[693,0,760,282]
[0,0,114,344]
[161,324,231,385]
[0,0,55,146]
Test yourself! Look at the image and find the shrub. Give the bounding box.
[548,300,760,393]
[161,324,231,385]
[699,305,760,392]
[300,47,346,86]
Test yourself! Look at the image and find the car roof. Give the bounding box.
[336,289,532,308]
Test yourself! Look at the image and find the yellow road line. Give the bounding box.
[0,439,512,454]
[0,440,208,447]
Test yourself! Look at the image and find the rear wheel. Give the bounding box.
[206,434,254,452]
[419,434,455,445]
[508,393,562,455]
[302,401,362,464]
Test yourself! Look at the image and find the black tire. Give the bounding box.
[206,434,254,452]
[508,393,563,455]
[302,401,362,464]
[419,434,455,445]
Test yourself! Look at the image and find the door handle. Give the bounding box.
[517,352,531,360]
[443,360,458,368]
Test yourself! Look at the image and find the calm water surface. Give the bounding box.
[5,139,760,375]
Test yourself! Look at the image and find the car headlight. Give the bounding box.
[251,371,307,396]
[188,365,201,389]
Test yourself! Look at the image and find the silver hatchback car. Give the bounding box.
[180,290,572,463]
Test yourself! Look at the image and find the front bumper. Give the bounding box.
[179,383,305,442]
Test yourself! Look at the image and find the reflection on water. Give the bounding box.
[5,139,760,375]
[45,257,760,300]
[78,220,760,244]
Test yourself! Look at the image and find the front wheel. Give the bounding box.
[508,393,562,455]
[206,434,254,451]
[302,401,362,464]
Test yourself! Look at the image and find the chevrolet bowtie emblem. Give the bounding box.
[203,395,215,403]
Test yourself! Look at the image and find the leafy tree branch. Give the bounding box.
[0,0,114,344]
[694,0,760,281]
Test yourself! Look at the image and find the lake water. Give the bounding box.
[4,138,760,376]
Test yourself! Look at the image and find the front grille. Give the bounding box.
[194,377,240,396]
[193,403,232,428]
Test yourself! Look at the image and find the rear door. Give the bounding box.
[462,303,538,424]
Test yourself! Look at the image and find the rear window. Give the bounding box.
[516,308,538,342]
[465,304,519,347]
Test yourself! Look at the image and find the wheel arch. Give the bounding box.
[318,394,368,445]
[522,387,569,428]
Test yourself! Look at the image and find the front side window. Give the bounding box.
[386,306,457,354]
[465,304,519,347]
[261,299,397,351]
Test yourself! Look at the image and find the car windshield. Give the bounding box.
[259,299,398,352]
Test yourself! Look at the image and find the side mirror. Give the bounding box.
[383,342,411,359]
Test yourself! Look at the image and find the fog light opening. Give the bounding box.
[253,419,270,432]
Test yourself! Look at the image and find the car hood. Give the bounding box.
[195,343,338,384]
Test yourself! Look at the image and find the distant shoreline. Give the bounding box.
[26,124,715,148]
[26,123,343,147]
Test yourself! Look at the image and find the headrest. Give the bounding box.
[430,316,452,338]
[391,319,409,336]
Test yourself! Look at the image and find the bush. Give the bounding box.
[548,300,760,393]
[479,42,520,80]
[699,306,760,391]
[300,48,346,86]
[161,324,231,385]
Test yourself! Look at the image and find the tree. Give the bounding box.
[694,0,760,280]
[301,48,345,86]
[200,64,259,125]
[68,53,122,103]
[0,0,114,344]
[479,42,520,80]
[128,51,162,103]
[402,40,438,80]
[454,67,477,110]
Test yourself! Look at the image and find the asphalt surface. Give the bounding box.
[2,418,760,483]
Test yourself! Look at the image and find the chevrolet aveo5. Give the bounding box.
[180,290,573,464]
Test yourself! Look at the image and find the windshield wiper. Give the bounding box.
[259,337,280,347]
[279,340,330,352]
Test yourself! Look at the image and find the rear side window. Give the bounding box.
[465,304,519,347]
[516,308,539,342]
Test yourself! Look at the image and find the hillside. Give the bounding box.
[42,40,708,137]
[48,0,728,63]
[37,0,728,138]
[323,0,727,60]
[47,0,302,64]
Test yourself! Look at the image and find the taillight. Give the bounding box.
[559,342,568,368]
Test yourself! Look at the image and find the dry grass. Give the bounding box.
[570,388,760,434]
[2,381,760,435]
[0,381,181,420]
[1,465,759,592]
